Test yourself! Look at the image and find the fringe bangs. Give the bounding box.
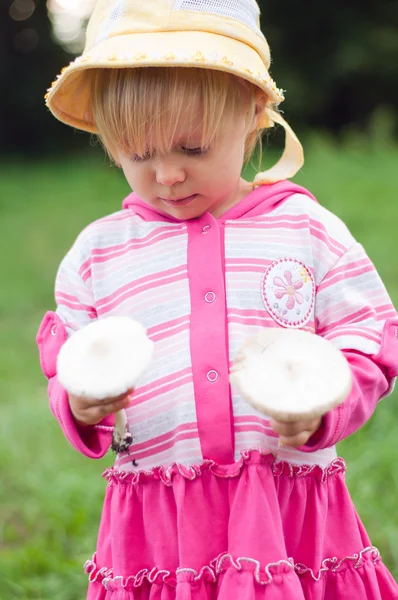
[89,67,268,162]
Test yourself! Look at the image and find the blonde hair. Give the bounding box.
[87,67,270,163]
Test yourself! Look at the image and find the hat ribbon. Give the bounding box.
[253,109,304,185]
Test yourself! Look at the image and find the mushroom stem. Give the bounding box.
[115,409,128,438]
[111,408,133,454]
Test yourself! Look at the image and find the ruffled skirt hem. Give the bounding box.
[86,450,398,599]
[85,550,398,599]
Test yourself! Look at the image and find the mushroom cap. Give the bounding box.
[230,328,352,422]
[57,316,153,399]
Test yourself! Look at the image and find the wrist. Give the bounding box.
[68,392,102,427]
[72,414,95,428]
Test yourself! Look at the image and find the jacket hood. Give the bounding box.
[122,181,317,222]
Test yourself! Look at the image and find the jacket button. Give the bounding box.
[205,292,216,303]
[207,370,219,382]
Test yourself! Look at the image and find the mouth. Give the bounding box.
[160,194,198,207]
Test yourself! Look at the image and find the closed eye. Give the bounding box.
[182,147,209,156]
[131,151,152,163]
[131,147,209,161]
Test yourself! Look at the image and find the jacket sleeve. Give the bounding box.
[36,251,114,458]
[299,242,398,452]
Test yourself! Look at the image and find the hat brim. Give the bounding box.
[46,30,284,133]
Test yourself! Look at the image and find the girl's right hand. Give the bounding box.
[68,389,134,426]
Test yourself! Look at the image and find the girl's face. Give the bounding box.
[116,103,253,220]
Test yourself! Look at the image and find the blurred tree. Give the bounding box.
[259,0,398,134]
[1,0,90,156]
[1,0,397,157]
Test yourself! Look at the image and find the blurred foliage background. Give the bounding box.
[1,1,398,598]
[1,0,398,155]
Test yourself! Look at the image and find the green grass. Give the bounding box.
[1,136,398,598]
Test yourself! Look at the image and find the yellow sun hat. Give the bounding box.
[45,0,304,183]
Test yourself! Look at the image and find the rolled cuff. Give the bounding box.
[38,310,113,458]
[48,376,113,458]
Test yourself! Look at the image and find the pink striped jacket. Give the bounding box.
[37,181,398,471]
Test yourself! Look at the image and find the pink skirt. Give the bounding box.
[85,450,398,599]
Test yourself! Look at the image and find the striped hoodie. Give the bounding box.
[37,181,398,471]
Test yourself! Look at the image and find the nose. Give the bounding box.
[155,157,186,188]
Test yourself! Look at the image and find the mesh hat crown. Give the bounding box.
[46,0,304,183]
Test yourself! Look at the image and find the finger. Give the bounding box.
[278,430,312,448]
[100,394,131,414]
[70,394,100,409]
[69,390,133,425]
[270,417,320,437]
[69,392,127,409]
[101,390,132,407]
[78,395,130,423]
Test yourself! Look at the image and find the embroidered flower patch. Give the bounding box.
[262,258,315,328]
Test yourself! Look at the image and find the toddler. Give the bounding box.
[37,1,398,598]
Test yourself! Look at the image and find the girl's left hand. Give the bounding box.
[270,416,322,448]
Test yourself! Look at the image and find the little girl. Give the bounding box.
[37,0,398,598]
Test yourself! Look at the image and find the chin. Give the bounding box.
[169,207,207,220]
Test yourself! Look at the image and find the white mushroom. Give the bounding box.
[57,316,153,453]
[230,328,352,423]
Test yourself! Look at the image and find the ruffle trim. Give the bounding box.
[85,546,381,591]
[103,449,346,486]
[95,425,114,433]
[85,554,295,590]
